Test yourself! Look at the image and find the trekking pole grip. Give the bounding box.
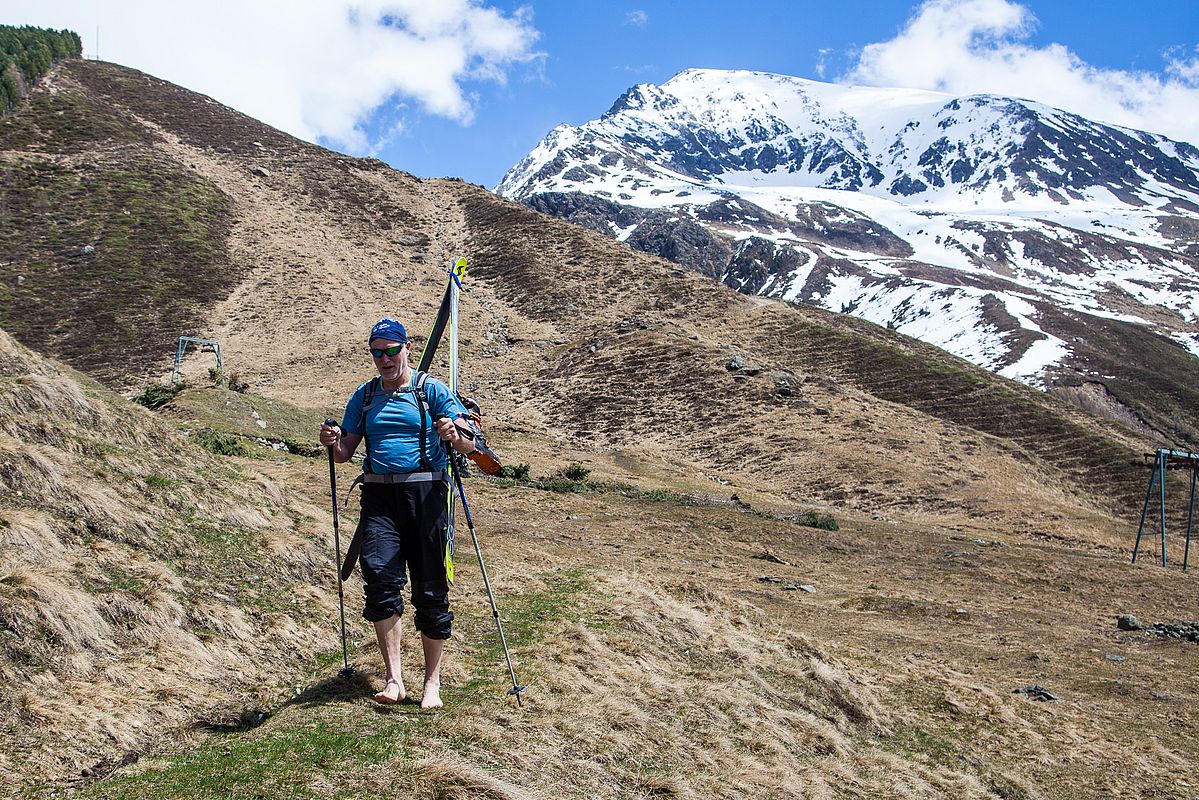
[324,419,339,508]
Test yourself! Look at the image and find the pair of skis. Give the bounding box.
[416,257,467,585]
[419,258,525,704]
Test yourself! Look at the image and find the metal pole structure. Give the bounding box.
[325,420,354,678]
[1159,450,1168,567]
[1184,465,1196,572]
[446,449,527,706]
[1133,456,1160,564]
[172,337,186,384]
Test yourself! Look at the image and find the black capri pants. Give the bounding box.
[356,480,453,639]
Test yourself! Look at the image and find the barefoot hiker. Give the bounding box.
[319,317,477,708]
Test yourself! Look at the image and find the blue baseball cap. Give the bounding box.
[369,317,408,343]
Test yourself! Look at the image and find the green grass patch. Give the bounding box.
[143,474,180,489]
[83,720,400,800]
[794,510,839,531]
[74,569,597,799]
[310,647,355,677]
[166,386,332,458]
[452,566,597,704]
[97,566,151,598]
[635,487,694,504]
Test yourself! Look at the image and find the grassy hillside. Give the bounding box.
[28,428,1199,800]
[0,329,340,787]
[456,186,1159,521]
[0,61,237,385]
[1,58,1196,799]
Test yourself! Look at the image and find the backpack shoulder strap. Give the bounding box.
[360,376,381,473]
[413,371,433,470]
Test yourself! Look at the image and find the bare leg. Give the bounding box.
[372,615,406,704]
[421,633,444,709]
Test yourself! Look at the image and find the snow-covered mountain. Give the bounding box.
[497,68,1199,442]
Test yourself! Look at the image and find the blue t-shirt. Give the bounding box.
[341,373,468,473]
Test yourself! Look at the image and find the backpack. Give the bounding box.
[359,371,501,475]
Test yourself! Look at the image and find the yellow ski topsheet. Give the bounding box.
[444,257,466,585]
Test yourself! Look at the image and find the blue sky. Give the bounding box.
[387,0,1199,186]
[8,1,1199,187]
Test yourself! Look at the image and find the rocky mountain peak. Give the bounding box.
[499,68,1199,445]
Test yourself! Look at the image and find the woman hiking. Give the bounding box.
[319,317,477,708]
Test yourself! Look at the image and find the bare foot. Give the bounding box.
[421,680,442,710]
[373,679,406,705]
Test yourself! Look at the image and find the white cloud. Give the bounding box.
[843,0,1199,146]
[625,10,648,27]
[6,0,542,153]
[815,47,834,80]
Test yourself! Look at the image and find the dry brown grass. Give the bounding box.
[0,331,345,787]
[429,568,1004,800]
[398,757,540,800]
[345,471,1193,800]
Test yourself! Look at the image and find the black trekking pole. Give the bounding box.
[445,440,527,706]
[325,419,355,679]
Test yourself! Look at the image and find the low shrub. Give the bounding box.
[538,475,588,493]
[226,371,249,393]
[132,381,185,410]
[498,463,531,481]
[193,428,252,457]
[797,510,839,531]
[640,488,689,503]
[281,438,322,458]
[561,463,590,482]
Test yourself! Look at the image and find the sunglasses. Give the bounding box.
[370,345,405,358]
